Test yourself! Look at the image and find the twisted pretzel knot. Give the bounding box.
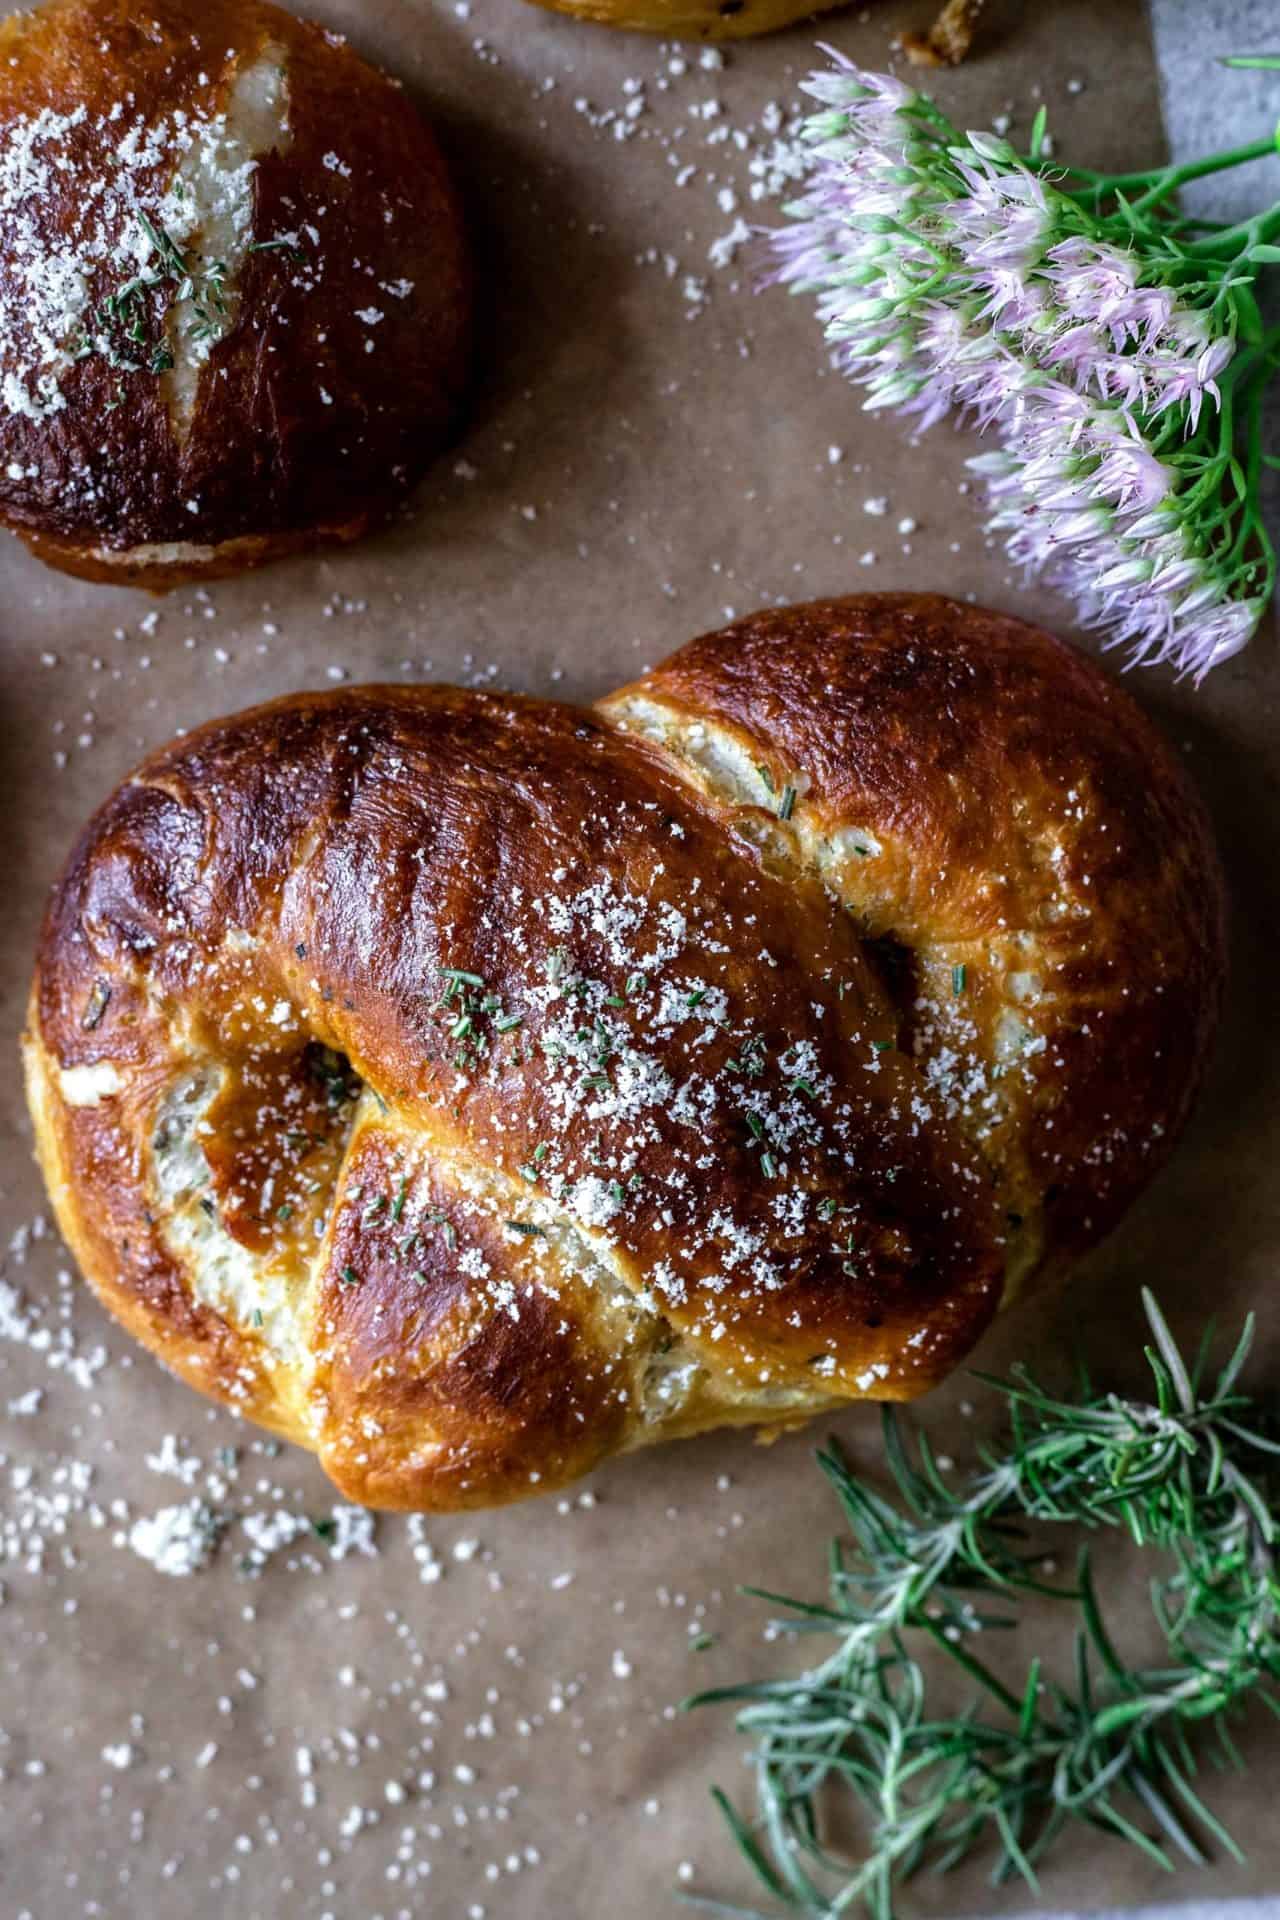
[24,595,1223,1510]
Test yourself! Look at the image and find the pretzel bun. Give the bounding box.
[23,595,1224,1511]
[0,0,471,588]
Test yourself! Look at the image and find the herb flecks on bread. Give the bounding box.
[23,596,1225,1512]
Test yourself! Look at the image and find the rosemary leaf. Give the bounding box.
[687,1294,1280,1918]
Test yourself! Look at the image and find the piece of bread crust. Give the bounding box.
[0,0,472,587]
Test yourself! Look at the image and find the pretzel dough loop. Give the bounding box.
[24,596,1225,1510]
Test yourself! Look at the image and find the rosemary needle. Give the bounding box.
[686,1292,1280,1919]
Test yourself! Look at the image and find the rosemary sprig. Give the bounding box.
[687,1292,1280,1919]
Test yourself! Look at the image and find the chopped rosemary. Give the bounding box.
[520,1142,550,1184]
[248,236,305,260]
[686,1293,1280,1919]
[308,1044,362,1109]
[72,213,243,380]
[728,1033,768,1078]
[424,1209,456,1250]
[436,965,521,1069]
[137,210,185,278]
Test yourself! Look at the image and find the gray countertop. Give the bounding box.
[1150,0,1278,222]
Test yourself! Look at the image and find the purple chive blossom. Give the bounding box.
[771,56,1277,679]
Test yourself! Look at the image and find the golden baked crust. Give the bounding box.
[23,595,1225,1510]
[603,594,1227,1284]
[0,0,471,587]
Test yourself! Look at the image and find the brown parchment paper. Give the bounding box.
[2,2,1277,1916]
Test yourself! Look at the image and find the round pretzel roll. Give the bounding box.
[23,594,1224,1511]
[0,0,471,588]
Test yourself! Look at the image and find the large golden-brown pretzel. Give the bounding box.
[23,595,1225,1510]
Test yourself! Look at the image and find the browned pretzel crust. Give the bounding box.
[0,0,471,586]
[24,596,1225,1510]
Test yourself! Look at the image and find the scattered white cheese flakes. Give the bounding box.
[126,1500,220,1578]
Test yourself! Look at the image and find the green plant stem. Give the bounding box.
[1188,204,1280,258]
[1061,133,1279,205]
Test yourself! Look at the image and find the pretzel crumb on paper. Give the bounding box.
[900,0,986,67]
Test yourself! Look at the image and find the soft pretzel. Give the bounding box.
[0,0,471,587]
[23,595,1225,1510]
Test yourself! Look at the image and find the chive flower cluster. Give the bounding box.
[772,56,1280,680]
